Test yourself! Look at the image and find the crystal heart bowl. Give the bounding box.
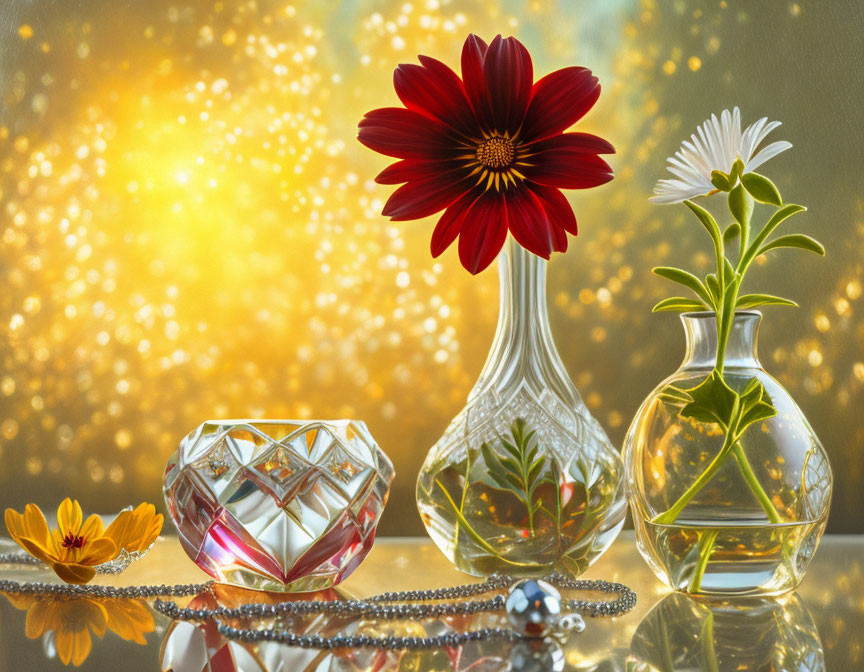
[163,420,395,592]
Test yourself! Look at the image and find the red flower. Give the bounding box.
[358,34,614,274]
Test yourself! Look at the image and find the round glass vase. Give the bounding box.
[623,311,832,596]
[416,239,626,577]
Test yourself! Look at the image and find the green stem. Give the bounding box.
[732,444,782,523]
[434,478,545,569]
[652,419,738,525]
[700,609,720,672]
[690,529,718,594]
[451,451,473,549]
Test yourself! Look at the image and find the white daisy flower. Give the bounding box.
[651,107,792,204]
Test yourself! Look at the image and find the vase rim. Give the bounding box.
[198,418,367,427]
[680,309,762,319]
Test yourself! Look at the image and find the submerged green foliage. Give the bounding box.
[481,417,547,534]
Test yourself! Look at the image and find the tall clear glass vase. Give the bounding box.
[416,239,626,576]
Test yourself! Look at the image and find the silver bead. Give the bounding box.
[556,612,586,634]
[509,637,565,672]
[505,579,562,638]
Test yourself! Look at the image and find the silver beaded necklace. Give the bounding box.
[154,573,636,650]
[0,554,636,651]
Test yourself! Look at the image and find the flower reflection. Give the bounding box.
[627,591,824,672]
[2,591,154,667]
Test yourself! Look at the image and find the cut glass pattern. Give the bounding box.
[164,420,395,592]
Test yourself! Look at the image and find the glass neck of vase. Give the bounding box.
[680,311,762,371]
[468,238,581,408]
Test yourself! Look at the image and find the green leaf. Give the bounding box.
[737,399,777,434]
[723,257,737,283]
[736,294,799,309]
[741,204,807,269]
[729,158,745,183]
[728,183,754,226]
[498,438,522,462]
[723,222,740,244]
[705,273,721,304]
[711,170,732,191]
[684,200,723,248]
[758,234,825,256]
[652,267,713,305]
[479,419,550,525]
[757,204,807,241]
[658,384,694,406]
[741,172,783,206]
[679,372,778,442]
[481,442,506,474]
[680,371,738,428]
[652,297,709,313]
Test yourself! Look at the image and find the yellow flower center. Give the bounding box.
[475,135,515,169]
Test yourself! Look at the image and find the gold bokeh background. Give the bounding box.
[1,0,861,534]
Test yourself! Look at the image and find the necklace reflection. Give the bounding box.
[159,583,578,672]
[627,591,824,672]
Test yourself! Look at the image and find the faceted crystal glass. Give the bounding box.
[623,312,832,596]
[417,240,626,577]
[163,419,394,592]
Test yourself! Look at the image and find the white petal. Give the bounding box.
[740,117,767,161]
[746,140,792,172]
[651,178,712,203]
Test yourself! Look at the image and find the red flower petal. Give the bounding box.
[521,67,600,144]
[461,34,492,132]
[504,187,561,259]
[484,35,533,137]
[458,190,508,274]
[519,133,614,189]
[358,108,458,160]
[529,182,578,236]
[431,189,481,257]
[394,56,479,138]
[381,169,473,221]
[375,158,465,185]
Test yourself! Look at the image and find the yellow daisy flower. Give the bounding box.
[4,499,163,585]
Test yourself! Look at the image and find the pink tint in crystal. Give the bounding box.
[163,420,395,592]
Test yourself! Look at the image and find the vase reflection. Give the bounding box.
[627,591,824,671]
[159,583,408,672]
[1,590,154,667]
[158,583,597,672]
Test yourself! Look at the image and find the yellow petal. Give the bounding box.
[58,498,84,537]
[54,625,93,667]
[16,535,57,565]
[79,513,105,541]
[79,537,118,566]
[105,503,163,552]
[103,600,154,644]
[24,599,51,639]
[71,628,93,667]
[52,562,96,585]
[103,510,134,550]
[23,503,52,548]
[2,591,39,611]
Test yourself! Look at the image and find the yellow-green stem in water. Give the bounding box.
[434,478,545,569]
[690,529,719,593]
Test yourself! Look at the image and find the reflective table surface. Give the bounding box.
[0,532,861,670]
